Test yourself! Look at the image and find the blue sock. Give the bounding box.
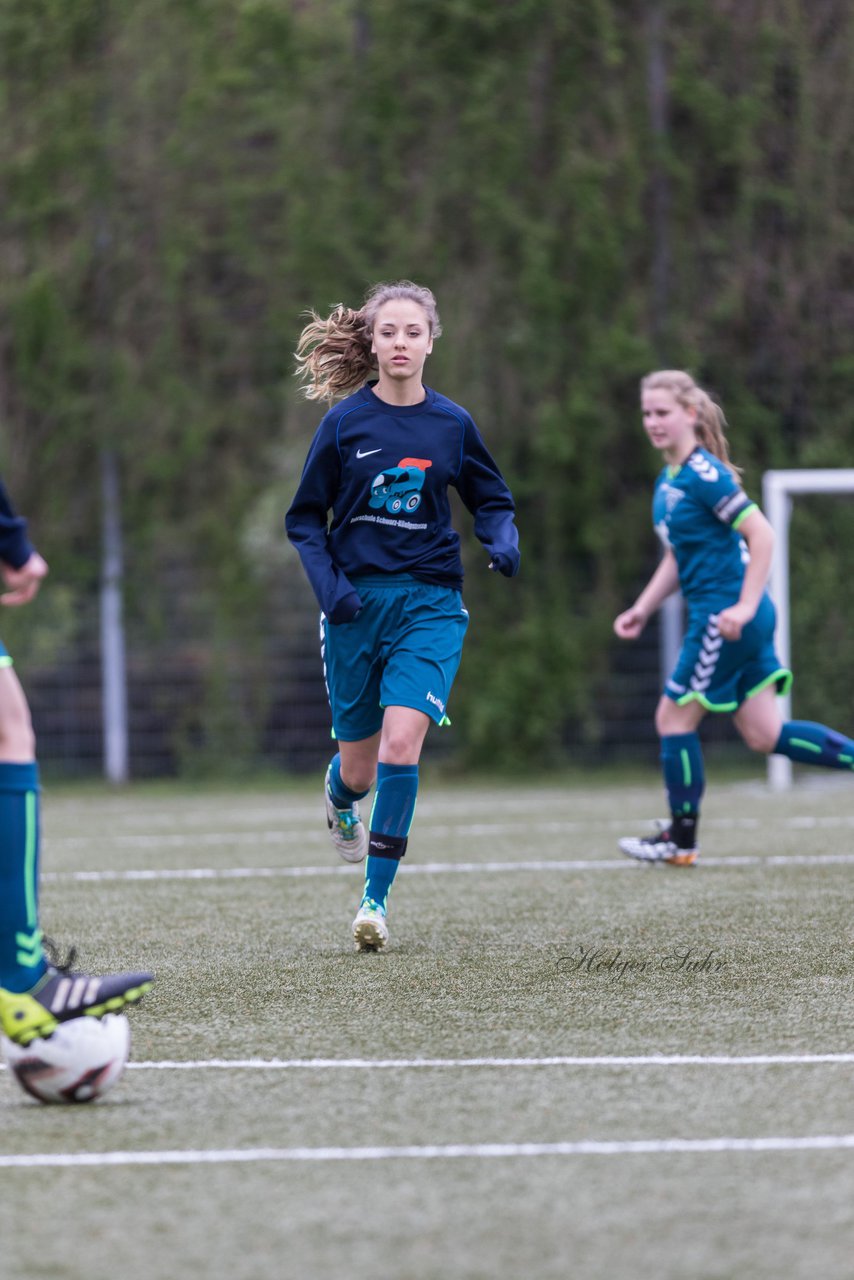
[327,752,370,807]
[775,721,854,770]
[0,762,46,992]
[362,763,419,911]
[661,733,704,847]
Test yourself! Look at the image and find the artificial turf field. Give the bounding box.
[2,770,853,1280]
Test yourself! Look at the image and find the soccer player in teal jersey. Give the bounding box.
[614,369,854,865]
[286,281,520,949]
[0,478,153,1044]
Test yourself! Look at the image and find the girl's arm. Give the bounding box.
[455,418,520,576]
[0,477,35,570]
[285,422,362,623]
[716,508,774,641]
[613,548,680,639]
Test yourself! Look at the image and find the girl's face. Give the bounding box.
[641,387,697,462]
[371,299,433,385]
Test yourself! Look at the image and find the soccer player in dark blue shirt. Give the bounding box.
[286,281,519,949]
[0,479,153,1044]
[614,369,854,865]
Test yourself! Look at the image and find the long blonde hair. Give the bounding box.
[295,280,442,402]
[641,369,742,479]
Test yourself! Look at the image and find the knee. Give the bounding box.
[354,769,377,794]
[378,731,421,767]
[378,727,425,762]
[340,762,376,795]
[738,722,779,754]
[0,710,36,760]
[0,668,36,760]
[654,700,687,738]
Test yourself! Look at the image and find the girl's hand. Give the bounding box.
[716,602,753,642]
[614,605,647,640]
[488,548,520,577]
[0,552,49,606]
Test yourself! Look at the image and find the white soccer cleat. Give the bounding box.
[352,900,389,951]
[618,821,699,866]
[325,767,368,863]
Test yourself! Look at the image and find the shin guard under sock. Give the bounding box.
[0,763,46,992]
[775,721,854,770]
[363,763,419,909]
[660,733,705,847]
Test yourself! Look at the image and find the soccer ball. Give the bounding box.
[2,1014,131,1104]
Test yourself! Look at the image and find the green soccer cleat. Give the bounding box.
[0,959,154,1046]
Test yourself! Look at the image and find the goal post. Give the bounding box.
[762,469,854,790]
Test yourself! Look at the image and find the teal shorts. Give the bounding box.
[321,575,470,741]
[0,638,11,667]
[665,592,792,712]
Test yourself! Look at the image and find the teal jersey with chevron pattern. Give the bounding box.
[652,447,757,608]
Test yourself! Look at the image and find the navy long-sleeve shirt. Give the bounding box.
[286,383,519,622]
[0,477,34,569]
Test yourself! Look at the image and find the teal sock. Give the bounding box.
[327,752,370,806]
[362,855,399,912]
[362,763,419,910]
[0,762,46,992]
[661,733,704,848]
[661,733,705,815]
[775,721,854,770]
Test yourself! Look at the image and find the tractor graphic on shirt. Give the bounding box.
[369,457,432,514]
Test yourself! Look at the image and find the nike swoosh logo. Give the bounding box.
[356,448,382,459]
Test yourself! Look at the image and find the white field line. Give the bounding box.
[118,1053,854,1070]
[5,1053,853,1079]
[5,1053,852,1079]
[4,1052,851,1078]
[4,1053,854,1078]
[3,1134,854,1169]
[39,850,854,883]
[42,812,854,850]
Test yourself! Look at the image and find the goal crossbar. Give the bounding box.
[762,469,854,790]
